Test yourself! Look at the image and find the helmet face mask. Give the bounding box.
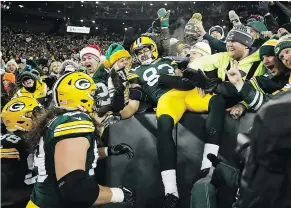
[131,37,158,65]
[1,97,42,132]
[53,72,97,113]
[135,46,154,65]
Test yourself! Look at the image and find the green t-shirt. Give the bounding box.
[30,111,99,208]
[128,58,178,103]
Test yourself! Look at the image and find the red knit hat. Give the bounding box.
[79,45,102,60]
[2,72,16,84]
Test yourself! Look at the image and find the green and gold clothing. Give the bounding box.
[14,80,48,100]
[128,58,178,103]
[29,111,99,208]
[127,58,213,124]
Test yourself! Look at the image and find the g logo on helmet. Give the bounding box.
[75,78,91,90]
[9,102,25,112]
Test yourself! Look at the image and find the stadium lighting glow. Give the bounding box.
[164,3,167,5]
[123,3,125,5]
[96,27,98,29]
[57,10,61,13]
[96,1,99,4]
[80,19,83,22]
[6,6,10,9]
[122,22,125,24]
[193,2,196,4]
[19,5,24,8]
[92,20,95,23]
[81,5,83,7]
[125,28,128,31]
[68,17,70,20]
[150,3,153,6]
[125,11,128,13]
[81,0,84,2]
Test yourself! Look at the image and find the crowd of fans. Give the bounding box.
[1,1,291,208]
[1,26,123,64]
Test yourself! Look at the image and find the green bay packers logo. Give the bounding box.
[9,102,25,112]
[75,78,91,90]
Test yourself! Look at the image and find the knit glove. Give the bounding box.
[157,8,171,28]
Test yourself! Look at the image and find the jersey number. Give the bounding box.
[143,64,175,86]
[96,82,111,106]
[33,137,48,183]
[1,134,21,144]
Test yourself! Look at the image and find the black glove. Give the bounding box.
[108,143,134,159]
[203,77,222,94]
[183,68,208,88]
[109,69,126,113]
[257,1,269,16]
[101,112,121,128]
[110,69,125,95]
[207,154,222,167]
[183,68,222,93]
[120,186,136,206]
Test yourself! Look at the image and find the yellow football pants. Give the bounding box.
[26,200,39,208]
[156,88,213,124]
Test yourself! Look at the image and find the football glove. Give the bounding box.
[101,112,121,129]
[183,68,222,93]
[108,143,134,159]
[120,186,136,207]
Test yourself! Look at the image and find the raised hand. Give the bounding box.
[108,143,134,159]
[226,60,244,90]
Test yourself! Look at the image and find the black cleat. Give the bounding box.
[164,193,179,208]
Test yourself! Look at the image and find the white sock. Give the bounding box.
[161,169,179,197]
[201,143,219,170]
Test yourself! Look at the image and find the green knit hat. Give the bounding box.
[274,34,291,59]
[259,39,278,60]
[247,21,268,33]
[104,43,131,68]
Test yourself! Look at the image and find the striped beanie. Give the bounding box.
[274,34,291,59]
[226,25,253,48]
[259,39,278,60]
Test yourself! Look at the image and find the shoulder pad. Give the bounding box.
[53,112,95,138]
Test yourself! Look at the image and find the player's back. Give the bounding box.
[30,111,99,208]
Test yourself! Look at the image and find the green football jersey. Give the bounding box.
[92,64,109,84]
[128,58,178,103]
[30,111,99,208]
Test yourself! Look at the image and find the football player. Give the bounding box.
[23,72,135,208]
[1,96,42,207]
[125,36,215,208]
